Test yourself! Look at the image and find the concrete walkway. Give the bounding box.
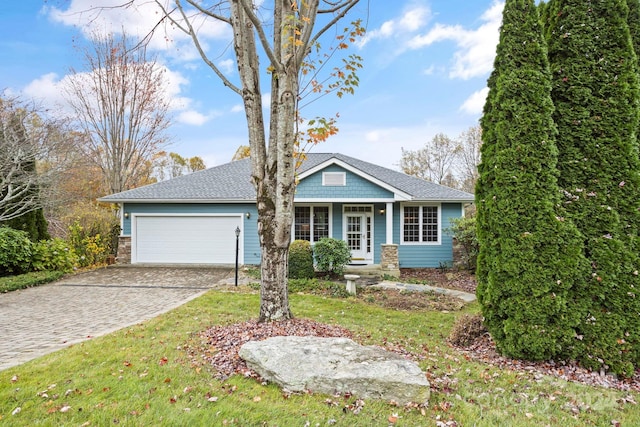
[370,281,477,303]
[0,266,235,372]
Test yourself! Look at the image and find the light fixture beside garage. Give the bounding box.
[246,212,251,219]
[124,212,129,219]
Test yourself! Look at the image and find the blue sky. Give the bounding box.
[0,1,505,170]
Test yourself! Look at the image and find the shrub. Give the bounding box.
[31,238,78,273]
[288,240,315,279]
[0,270,65,293]
[59,201,120,255]
[447,216,478,271]
[448,313,487,347]
[314,237,351,275]
[0,227,33,276]
[68,223,109,267]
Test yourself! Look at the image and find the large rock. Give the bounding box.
[239,336,430,404]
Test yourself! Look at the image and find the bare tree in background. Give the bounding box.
[63,32,171,194]
[399,126,481,193]
[399,133,461,186]
[145,0,363,321]
[150,151,206,182]
[456,125,482,193]
[0,96,73,222]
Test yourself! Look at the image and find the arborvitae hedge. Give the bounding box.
[476,0,588,361]
[545,0,640,376]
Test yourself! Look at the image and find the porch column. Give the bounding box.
[385,202,393,244]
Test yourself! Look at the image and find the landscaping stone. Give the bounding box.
[239,336,430,404]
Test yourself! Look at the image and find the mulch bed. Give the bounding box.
[189,269,640,394]
[400,268,477,294]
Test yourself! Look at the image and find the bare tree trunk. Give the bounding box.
[156,0,361,321]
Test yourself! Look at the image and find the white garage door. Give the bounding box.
[133,215,242,264]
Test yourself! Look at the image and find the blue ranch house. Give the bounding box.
[99,153,474,274]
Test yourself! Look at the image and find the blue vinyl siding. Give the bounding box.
[372,203,388,263]
[122,203,260,265]
[296,165,393,199]
[121,201,465,268]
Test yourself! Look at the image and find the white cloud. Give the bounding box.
[408,0,504,80]
[262,93,271,109]
[177,110,209,126]
[47,0,231,61]
[23,72,65,105]
[218,59,235,75]
[230,104,244,114]
[460,87,489,115]
[19,62,215,126]
[358,4,431,47]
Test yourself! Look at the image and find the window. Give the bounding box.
[402,205,439,243]
[323,172,346,186]
[295,206,329,242]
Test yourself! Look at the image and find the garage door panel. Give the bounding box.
[134,216,240,264]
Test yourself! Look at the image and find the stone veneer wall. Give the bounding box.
[380,244,400,277]
[116,236,131,264]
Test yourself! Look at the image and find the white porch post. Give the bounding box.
[385,202,393,244]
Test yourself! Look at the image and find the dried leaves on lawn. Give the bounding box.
[455,334,640,393]
[191,318,354,379]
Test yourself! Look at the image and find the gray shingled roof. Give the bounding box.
[99,153,474,203]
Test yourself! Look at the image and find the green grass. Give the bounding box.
[1,289,639,426]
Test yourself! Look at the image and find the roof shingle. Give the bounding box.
[99,153,474,203]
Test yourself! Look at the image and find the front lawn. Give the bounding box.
[0,286,638,426]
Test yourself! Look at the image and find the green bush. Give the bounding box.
[288,240,315,279]
[68,222,109,267]
[0,270,65,293]
[31,238,79,273]
[314,237,351,275]
[0,227,33,276]
[447,216,478,271]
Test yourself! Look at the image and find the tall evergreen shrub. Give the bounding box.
[476,0,588,361]
[545,0,640,376]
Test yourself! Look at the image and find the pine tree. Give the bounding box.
[476,0,588,361]
[545,0,640,376]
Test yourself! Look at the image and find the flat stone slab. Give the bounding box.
[239,336,430,404]
[372,281,477,303]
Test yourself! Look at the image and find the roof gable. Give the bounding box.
[297,159,411,201]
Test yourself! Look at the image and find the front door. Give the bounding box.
[344,206,373,263]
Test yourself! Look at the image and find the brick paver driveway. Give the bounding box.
[0,266,234,371]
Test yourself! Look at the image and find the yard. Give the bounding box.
[0,273,638,426]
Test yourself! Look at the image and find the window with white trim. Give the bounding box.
[294,206,330,242]
[402,205,439,243]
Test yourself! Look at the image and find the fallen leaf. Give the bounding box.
[388,413,398,423]
[159,357,168,366]
[11,375,18,383]
[253,396,261,402]
[208,396,219,402]
[60,405,71,413]
[11,407,21,416]
[164,378,171,383]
